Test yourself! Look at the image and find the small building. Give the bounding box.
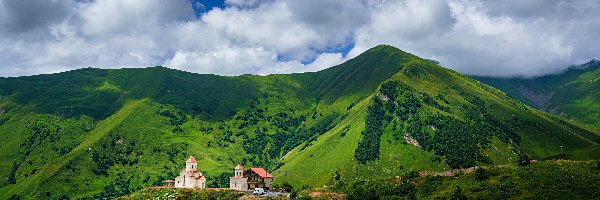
[229,164,274,190]
[229,164,247,191]
[174,156,206,189]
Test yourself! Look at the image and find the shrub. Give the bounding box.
[517,153,532,166]
[474,168,489,181]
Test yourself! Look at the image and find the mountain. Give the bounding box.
[1,45,598,199]
[473,59,600,129]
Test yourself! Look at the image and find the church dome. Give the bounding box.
[235,164,243,170]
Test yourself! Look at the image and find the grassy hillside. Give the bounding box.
[330,160,600,199]
[473,59,600,129]
[274,56,600,188]
[545,145,600,161]
[1,45,598,199]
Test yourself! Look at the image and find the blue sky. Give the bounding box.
[0,0,599,77]
[191,0,225,15]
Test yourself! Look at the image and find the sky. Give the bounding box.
[0,0,599,78]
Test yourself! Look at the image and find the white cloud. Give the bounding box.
[351,0,595,77]
[79,0,193,36]
[257,52,345,75]
[164,47,275,75]
[0,0,599,78]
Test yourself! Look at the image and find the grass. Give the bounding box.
[330,160,600,199]
[546,145,600,160]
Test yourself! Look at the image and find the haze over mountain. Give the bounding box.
[1,45,598,199]
[1,0,599,77]
[474,59,600,129]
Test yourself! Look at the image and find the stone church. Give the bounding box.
[229,164,274,190]
[174,156,206,189]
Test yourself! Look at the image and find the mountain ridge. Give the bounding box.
[1,45,598,199]
[473,59,600,129]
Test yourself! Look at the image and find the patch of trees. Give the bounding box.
[7,161,18,184]
[417,115,493,168]
[191,105,213,116]
[206,172,232,188]
[96,170,143,199]
[347,102,356,110]
[332,177,416,200]
[411,98,518,168]
[242,129,269,158]
[355,97,385,164]
[272,181,294,193]
[158,107,188,133]
[235,105,340,167]
[91,134,138,176]
[295,113,340,151]
[340,125,350,137]
[358,80,520,168]
[356,81,450,164]
[91,133,188,177]
[271,112,305,131]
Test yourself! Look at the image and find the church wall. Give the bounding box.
[229,177,248,190]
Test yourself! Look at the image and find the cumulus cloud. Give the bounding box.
[351,0,600,77]
[79,0,194,36]
[0,0,598,77]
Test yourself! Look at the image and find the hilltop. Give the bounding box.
[0,45,598,199]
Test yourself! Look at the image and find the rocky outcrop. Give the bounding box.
[404,133,422,149]
[517,85,564,116]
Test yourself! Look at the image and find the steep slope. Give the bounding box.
[1,100,145,198]
[473,60,600,129]
[0,45,418,199]
[275,55,600,187]
[0,45,598,199]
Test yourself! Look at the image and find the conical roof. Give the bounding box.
[186,156,197,163]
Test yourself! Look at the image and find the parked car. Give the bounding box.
[252,188,265,195]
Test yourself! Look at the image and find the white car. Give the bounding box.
[252,188,265,195]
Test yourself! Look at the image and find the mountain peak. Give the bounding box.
[365,44,408,55]
[569,59,600,70]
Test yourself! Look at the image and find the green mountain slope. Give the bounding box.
[473,60,600,129]
[331,160,600,199]
[0,45,598,199]
[274,56,600,187]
